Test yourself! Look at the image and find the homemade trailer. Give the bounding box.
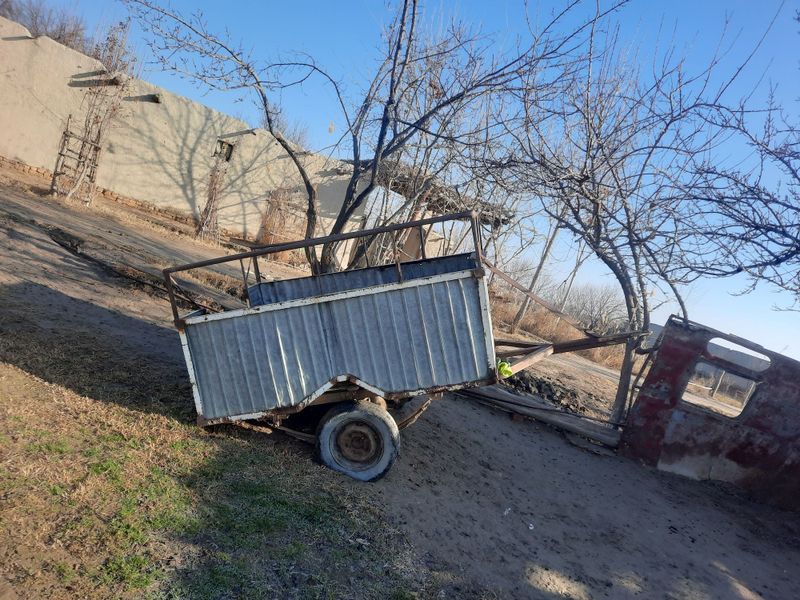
[163,212,635,480]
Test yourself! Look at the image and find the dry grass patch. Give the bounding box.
[490,290,627,370]
[0,363,423,599]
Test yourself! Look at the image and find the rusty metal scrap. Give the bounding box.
[620,316,800,510]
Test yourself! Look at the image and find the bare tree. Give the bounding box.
[498,257,557,298]
[350,97,526,270]
[495,15,761,421]
[51,21,136,204]
[1,0,89,52]
[125,0,326,269]
[678,102,800,305]
[563,283,627,334]
[1,1,138,204]
[126,0,614,273]
[509,208,563,333]
[556,241,590,312]
[306,0,574,272]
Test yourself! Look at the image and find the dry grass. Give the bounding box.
[490,289,627,371]
[0,359,424,599]
[0,269,424,599]
[0,168,434,599]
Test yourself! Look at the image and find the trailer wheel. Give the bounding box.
[317,401,400,481]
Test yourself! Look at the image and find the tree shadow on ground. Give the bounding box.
[0,281,430,598]
[0,280,194,423]
[4,280,794,599]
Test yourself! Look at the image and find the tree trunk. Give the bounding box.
[609,337,637,424]
[318,240,341,273]
[510,224,559,333]
[558,243,587,311]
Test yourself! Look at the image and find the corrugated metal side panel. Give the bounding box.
[248,253,476,306]
[185,274,489,420]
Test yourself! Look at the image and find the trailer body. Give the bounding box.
[172,232,495,425]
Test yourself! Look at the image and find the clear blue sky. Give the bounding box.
[43,0,800,358]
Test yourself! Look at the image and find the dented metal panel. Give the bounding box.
[182,268,494,421]
[621,316,800,510]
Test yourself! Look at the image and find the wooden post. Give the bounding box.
[508,344,554,374]
[710,370,725,397]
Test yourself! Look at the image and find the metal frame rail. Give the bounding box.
[162,211,483,327]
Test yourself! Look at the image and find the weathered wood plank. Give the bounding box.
[461,386,621,448]
[508,344,554,374]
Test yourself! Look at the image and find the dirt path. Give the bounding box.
[0,181,423,598]
[513,352,625,419]
[373,396,800,598]
[0,165,305,285]
[1,175,799,599]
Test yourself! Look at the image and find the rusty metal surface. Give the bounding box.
[494,331,641,359]
[620,316,800,510]
[396,396,435,430]
[507,344,554,374]
[182,267,495,421]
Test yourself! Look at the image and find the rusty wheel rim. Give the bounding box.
[333,420,383,468]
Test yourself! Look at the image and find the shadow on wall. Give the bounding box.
[102,84,356,240]
[102,87,314,239]
[102,91,215,223]
[212,132,363,237]
[217,131,294,236]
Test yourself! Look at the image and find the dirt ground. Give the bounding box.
[0,171,422,599]
[374,398,800,599]
[1,168,800,599]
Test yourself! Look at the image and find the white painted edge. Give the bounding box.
[199,380,338,424]
[213,410,273,423]
[306,380,335,404]
[178,330,204,418]
[476,275,497,373]
[335,374,385,398]
[182,270,475,326]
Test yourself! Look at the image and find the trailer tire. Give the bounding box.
[317,401,400,481]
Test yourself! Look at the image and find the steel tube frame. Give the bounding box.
[163,211,482,325]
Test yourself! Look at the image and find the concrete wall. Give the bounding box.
[0,16,361,239]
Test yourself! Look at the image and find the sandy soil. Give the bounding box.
[0,165,306,284]
[0,173,422,598]
[1,169,799,599]
[373,397,800,599]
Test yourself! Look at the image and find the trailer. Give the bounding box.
[162,213,496,479]
[163,212,637,480]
